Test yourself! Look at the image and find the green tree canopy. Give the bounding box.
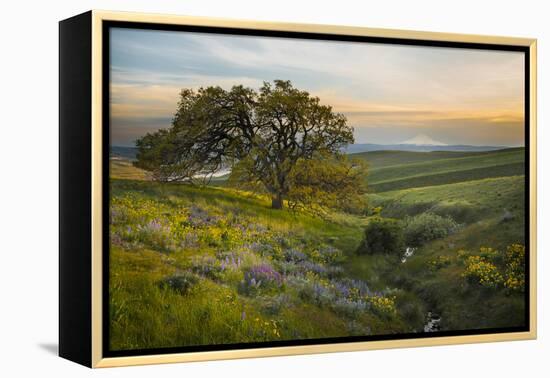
[135,80,367,211]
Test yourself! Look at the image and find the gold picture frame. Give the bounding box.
[59,10,537,368]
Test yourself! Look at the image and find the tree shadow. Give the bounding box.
[38,343,58,355]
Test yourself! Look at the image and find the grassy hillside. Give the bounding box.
[361,176,526,330]
[355,148,525,192]
[352,147,522,168]
[370,175,525,223]
[110,158,151,180]
[351,149,496,168]
[109,179,411,351]
[109,149,526,350]
[370,163,524,192]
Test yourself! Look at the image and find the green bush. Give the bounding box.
[159,271,199,295]
[403,212,458,247]
[356,217,404,256]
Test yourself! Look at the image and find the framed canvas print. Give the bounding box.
[59,10,537,368]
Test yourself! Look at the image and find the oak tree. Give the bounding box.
[135,80,366,210]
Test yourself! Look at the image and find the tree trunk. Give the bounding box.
[271,193,283,209]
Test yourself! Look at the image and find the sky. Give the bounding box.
[109,27,525,147]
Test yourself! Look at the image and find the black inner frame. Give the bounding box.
[102,20,531,358]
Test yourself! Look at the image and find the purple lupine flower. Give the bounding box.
[180,232,199,248]
[284,248,307,262]
[318,245,343,263]
[333,278,371,298]
[147,219,163,232]
[333,280,351,298]
[187,205,218,226]
[297,260,327,275]
[216,251,244,271]
[244,264,283,288]
[332,297,368,316]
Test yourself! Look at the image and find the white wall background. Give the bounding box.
[1,0,547,376]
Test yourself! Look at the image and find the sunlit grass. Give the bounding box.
[109,178,400,351]
[109,153,527,351]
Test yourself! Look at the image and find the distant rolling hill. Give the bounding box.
[353,147,525,192]
[110,145,525,193]
[111,146,138,161]
[368,175,525,226]
[114,144,511,160]
[343,143,509,154]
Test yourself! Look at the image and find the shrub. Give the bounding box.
[503,244,525,292]
[136,219,176,252]
[403,212,458,247]
[356,217,404,256]
[459,244,525,293]
[286,273,335,306]
[462,255,503,289]
[159,271,199,295]
[366,295,397,315]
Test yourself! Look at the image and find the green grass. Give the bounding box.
[111,179,364,252]
[352,147,523,169]
[110,158,151,180]
[369,175,525,223]
[109,178,409,351]
[109,151,527,349]
[361,175,526,330]
[369,162,524,192]
[356,148,524,192]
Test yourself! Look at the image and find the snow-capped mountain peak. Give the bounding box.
[400,134,447,146]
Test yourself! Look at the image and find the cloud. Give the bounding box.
[109,27,525,146]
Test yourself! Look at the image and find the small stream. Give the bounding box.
[401,247,416,263]
[423,311,442,332]
[399,247,442,332]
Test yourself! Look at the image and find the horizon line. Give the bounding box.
[110,142,526,149]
